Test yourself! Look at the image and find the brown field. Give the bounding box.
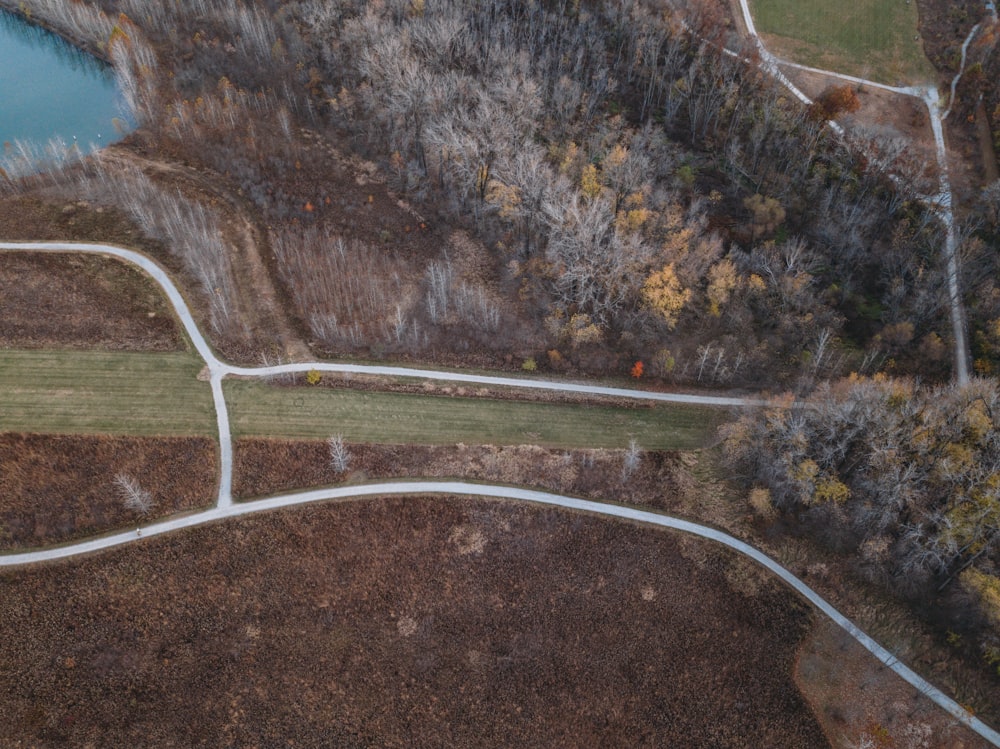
[0,497,827,747]
[0,433,217,550]
[0,194,152,246]
[0,251,182,351]
[233,438,689,504]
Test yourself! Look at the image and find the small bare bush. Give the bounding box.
[621,438,642,482]
[748,487,778,520]
[114,473,154,516]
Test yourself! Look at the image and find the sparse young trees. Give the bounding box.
[86,157,245,339]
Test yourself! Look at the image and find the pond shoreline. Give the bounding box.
[0,1,112,64]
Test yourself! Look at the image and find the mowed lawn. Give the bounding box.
[750,0,934,83]
[0,349,216,435]
[224,380,724,450]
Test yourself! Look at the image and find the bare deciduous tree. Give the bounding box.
[328,434,352,473]
[115,473,154,516]
[621,438,642,482]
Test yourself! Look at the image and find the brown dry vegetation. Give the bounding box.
[796,618,989,748]
[231,439,1000,738]
[0,251,181,351]
[0,497,826,747]
[233,438,689,504]
[0,193,151,246]
[0,433,216,549]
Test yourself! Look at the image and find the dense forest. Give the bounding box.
[2,0,974,385]
[723,376,1000,676]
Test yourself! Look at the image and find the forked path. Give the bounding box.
[0,242,757,508]
[737,0,971,384]
[1,240,999,745]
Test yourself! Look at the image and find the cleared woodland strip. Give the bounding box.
[223,380,720,450]
[0,349,215,435]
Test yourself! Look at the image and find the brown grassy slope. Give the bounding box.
[0,434,216,549]
[0,194,150,245]
[0,497,826,748]
[0,251,181,351]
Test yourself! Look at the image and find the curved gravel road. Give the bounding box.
[0,2,987,742]
[0,241,757,507]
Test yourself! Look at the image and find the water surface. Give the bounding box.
[0,9,131,155]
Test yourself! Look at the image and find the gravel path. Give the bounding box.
[736,0,971,383]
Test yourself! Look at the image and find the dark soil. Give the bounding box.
[0,251,181,351]
[233,438,689,508]
[0,497,827,747]
[0,433,216,549]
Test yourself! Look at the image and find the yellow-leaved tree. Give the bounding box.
[642,263,690,329]
[706,258,738,317]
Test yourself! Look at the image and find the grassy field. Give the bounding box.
[750,0,935,83]
[0,349,216,435]
[224,381,724,450]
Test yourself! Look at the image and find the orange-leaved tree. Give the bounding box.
[808,84,861,122]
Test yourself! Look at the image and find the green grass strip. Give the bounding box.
[224,380,723,450]
[750,0,934,83]
[0,349,215,435]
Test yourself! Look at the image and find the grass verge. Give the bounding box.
[224,380,724,450]
[750,0,935,83]
[0,349,215,435]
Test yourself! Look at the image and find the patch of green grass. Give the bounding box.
[750,0,934,83]
[0,349,215,435]
[224,381,723,450]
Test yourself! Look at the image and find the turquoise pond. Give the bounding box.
[0,9,132,157]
